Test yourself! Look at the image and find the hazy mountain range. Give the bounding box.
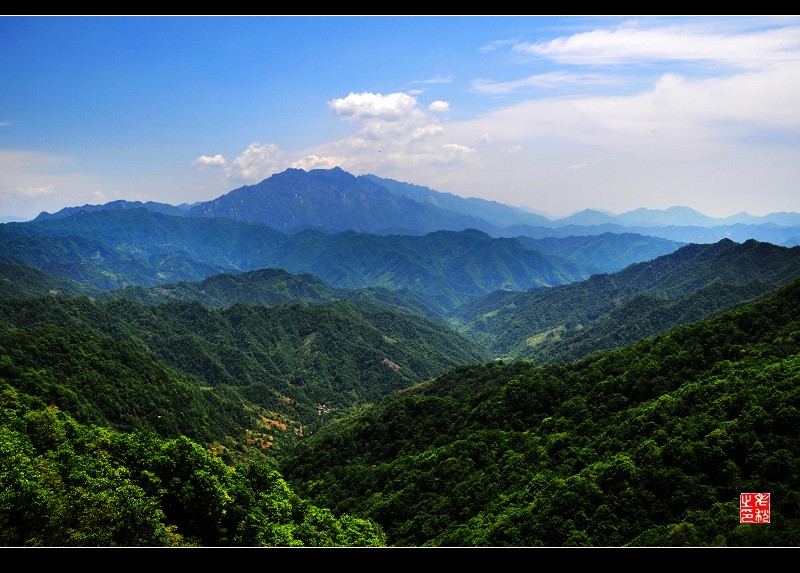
[31,167,800,246]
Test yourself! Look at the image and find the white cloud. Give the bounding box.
[192,154,227,168]
[480,39,518,52]
[312,89,487,179]
[567,162,590,171]
[90,189,111,203]
[471,72,619,95]
[328,92,421,122]
[446,61,800,160]
[515,22,800,69]
[0,150,73,171]
[0,184,55,199]
[436,143,476,164]
[290,155,346,171]
[411,124,445,139]
[224,142,287,182]
[326,92,436,143]
[413,75,453,84]
[0,150,124,218]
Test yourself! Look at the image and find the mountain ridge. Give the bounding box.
[454,238,800,361]
[28,167,800,245]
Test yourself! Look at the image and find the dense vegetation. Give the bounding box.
[0,294,489,456]
[95,267,446,322]
[514,232,685,275]
[0,209,591,309]
[280,277,800,546]
[0,326,253,454]
[0,387,386,546]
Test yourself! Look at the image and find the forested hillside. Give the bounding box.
[0,294,489,454]
[0,391,386,546]
[280,277,800,547]
[454,239,800,362]
[514,232,685,275]
[0,210,591,310]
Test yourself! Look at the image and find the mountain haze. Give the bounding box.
[31,167,800,245]
[188,167,490,235]
[0,210,592,310]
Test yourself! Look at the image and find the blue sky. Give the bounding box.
[2,15,800,221]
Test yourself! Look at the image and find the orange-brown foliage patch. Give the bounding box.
[262,417,288,431]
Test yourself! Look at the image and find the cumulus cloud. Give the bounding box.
[411,124,445,139]
[290,155,346,171]
[224,142,287,182]
[90,190,111,203]
[326,91,439,144]
[437,143,476,164]
[328,92,421,122]
[192,154,227,168]
[315,89,485,178]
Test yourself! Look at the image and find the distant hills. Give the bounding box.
[31,166,800,245]
[454,238,800,362]
[5,203,800,370]
[5,166,800,359]
[0,209,601,311]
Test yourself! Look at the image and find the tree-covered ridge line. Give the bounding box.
[93,267,448,323]
[0,208,692,312]
[0,208,592,309]
[454,238,800,361]
[0,325,256,453]
[0,262,99,299]
[513,231,686,275]
[6,223,798,371]
[0,294,489,455]
[279,276,800,546]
